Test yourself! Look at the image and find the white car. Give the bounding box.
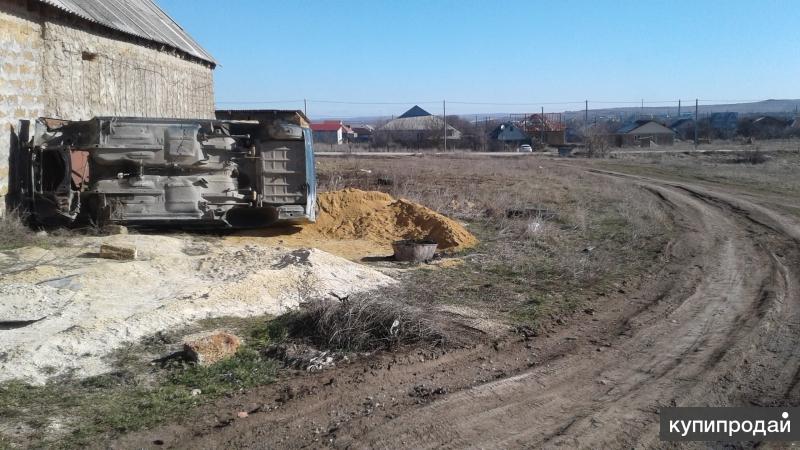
[517,144,533,152]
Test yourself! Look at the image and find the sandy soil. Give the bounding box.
[110,166,800,449]
[0,235,394,384]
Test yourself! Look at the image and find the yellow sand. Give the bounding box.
[305,188,477,251]
[227,189,478,259]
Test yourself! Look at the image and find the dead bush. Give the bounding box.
[0,209,39,250]
[585,133,610,158]
[282,293,447,352]
[733,149,768,165]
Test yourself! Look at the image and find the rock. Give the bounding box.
[102,225,128,235]
[191,388,202,396]
[183,331,241,366]
[99,243,137,260]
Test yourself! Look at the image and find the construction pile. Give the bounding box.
[301,189,477,251]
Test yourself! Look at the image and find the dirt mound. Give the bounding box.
[304,189,477,251]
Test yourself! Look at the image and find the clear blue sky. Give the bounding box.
[159,0,800,119]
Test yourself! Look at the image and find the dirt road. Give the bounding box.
[114,169,800,449]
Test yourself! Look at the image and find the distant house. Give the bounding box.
[311,121,344,145]
[751,116,788,138]
[615,120,675,147]
[378,105,461,147]
[670,118,694,141]
[351,124,375,143]
[520,113,566,145]
[342,124,356,142]
[488,122,531,150]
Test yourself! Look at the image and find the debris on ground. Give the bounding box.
[263,343,337,372]
[99,243,137,260]
[409,384,448,404]
[183,331,241,366]
[301,189,477,251]
[101,225,128,235]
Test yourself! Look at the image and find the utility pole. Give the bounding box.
[641,98,644,117]
[584,100,588,127]
[694,98,699,148]
[443,100,447,152]
[540,106,545,147]
[303,99,307,117]
[678,99,681,117]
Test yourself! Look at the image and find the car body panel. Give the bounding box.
[18,112,316,228]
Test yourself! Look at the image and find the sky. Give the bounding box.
[159,0,800,119]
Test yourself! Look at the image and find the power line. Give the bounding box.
[447,100,584,106]
[214,97,793,113]
[216,100,303,104]
[308,99,441,105]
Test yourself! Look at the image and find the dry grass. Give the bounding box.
[317,155,674,327]
[0,209,39,250]
[280,293,447,352]
[608,149,800,199]
[0,209,85,253]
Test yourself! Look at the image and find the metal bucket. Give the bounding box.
[392,239,438,262]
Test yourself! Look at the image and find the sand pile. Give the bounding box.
[304,188,477,251]
[0,235,394,384]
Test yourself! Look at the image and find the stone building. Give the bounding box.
[0,0,216,210]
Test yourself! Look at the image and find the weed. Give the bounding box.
[733,149,768,164]
[0,209,43,251]
[282,293,447,352]
[0,330,278,448]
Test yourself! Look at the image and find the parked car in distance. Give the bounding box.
[517,144,533,152]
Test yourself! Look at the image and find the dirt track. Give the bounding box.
[113,169,800,449]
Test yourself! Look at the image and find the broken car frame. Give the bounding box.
[12,111,316,228]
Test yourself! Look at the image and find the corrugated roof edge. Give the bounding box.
[35,0,217,66]
[146,0,217,65]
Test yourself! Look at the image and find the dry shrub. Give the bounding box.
[733,149,768,165]
[284,293,447,352]
[0,209,39,250]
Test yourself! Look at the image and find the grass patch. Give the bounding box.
[0,210,47,251]
[0,322,279,449]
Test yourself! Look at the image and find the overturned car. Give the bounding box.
[12,111,316,228]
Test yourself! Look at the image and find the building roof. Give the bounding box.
[37,0,216,65]
[380,115,460,133]
[521,113,566,132]
[351,124,375,133]
[753,116,788,126]
[398,105,432,118]
[310,122,343,132]
[617,120,674,135]
[489,122,529,141]
[669,118,693,129]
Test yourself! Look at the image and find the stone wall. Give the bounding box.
[0,0,215,211]
[0,0,45,201]
[42,21,215,120]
